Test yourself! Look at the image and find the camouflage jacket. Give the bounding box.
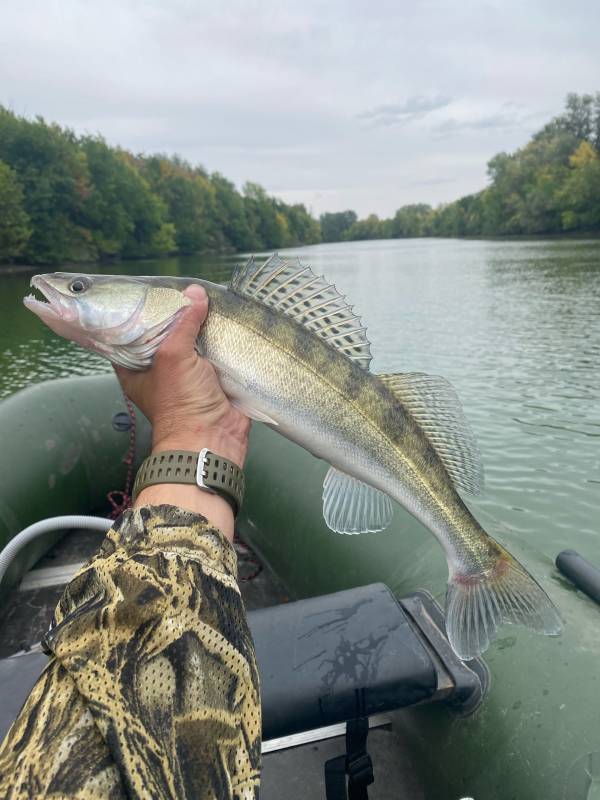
[0,505,261,799]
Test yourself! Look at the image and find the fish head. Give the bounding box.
[24,272,191,369]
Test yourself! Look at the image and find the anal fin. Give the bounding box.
[322,467,393,534]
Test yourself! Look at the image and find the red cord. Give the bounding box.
[107,394,137,519]
[234,533,263,582]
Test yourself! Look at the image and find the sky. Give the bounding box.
[1,0,599,218]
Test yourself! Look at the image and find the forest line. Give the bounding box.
[1,92,599,266]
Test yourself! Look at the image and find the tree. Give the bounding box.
[141,156,220,254]
[80,137,143,258]
[280,202,321,245]
[560,141,600,231]
[389,204,432,238]
[320,211,357,242]
[563,93,594,142]
[210,172,257,251]
[344,214,383,240]
[0,160,31,260]
[243,182,287,249]
[0,107,93,263]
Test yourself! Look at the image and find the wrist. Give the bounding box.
[134,485,235,542]
[152,425,248,468]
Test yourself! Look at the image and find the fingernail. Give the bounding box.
[183,284,207,301]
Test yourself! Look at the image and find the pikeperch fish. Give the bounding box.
[23,254,562,659]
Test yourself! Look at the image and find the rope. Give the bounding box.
[234,533,263,582]
[106,394,137,519]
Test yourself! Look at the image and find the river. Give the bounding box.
[1,236,599,566]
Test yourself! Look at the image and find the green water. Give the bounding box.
[2,238,598,560]
[1,238,600,797]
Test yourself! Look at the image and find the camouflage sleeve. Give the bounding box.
[0,505,261,800]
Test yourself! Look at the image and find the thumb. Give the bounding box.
[160,284,208,358]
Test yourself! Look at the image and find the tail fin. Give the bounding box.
[445,552,563,660]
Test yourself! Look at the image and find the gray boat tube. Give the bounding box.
[0,516,112,589]
[556,549,600,607]
[0,374,151,594]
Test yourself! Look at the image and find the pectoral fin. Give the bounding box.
[322,467,393,534]
[230,399,279,425]
[206,356,279,425]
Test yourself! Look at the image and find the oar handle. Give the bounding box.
[556,549,600,607]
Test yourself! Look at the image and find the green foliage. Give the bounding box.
[389,204,432,237]
[79,139,175,259]
[140,156,219,254]
[344,214,384,240]
[211,172,257,251]
[0,107,322,266]
[0,108,93,263]
[346,91,600,241]
[280,202,321,247]
[0,160,31,260]
[559,142,600,231]
[242,182,287,249]
[2,91,600,267]
[320,211,357,242]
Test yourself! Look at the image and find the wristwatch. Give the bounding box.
[132,448,245,515]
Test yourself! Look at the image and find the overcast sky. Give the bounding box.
[1,0,599,217]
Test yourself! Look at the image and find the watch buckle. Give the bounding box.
[195,448,216,494]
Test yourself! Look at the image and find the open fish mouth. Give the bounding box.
[23,276,77,322]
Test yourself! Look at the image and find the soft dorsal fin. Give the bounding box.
[378,372,484,495]
[229,254,372,370]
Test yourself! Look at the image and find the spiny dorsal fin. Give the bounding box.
[229,254,372,370]
[378,372,484,495]
[322,466,394,534]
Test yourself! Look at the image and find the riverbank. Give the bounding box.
[0,263,40,274]
[3,231,600,275]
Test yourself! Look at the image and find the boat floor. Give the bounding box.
[0,527,424,799]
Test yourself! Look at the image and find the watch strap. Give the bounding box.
[132,448,244,515]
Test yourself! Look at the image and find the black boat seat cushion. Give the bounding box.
[0,583,438,743]
[249,582,437,740]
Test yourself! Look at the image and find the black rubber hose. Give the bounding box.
[556,550,600,607]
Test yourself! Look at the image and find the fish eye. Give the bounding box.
[69,278,89,294]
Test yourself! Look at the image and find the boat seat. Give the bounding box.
[0,583,488,798]
[250,582,487,740]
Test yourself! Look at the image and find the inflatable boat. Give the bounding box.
[1,374,598,800]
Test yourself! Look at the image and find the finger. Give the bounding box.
[160,285,208,357]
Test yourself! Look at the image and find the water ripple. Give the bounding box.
[1,240,599,562]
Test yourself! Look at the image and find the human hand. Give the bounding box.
[114,284,250,539]
[115,284,250,467]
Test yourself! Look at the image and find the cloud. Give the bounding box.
[432,108,546,138]
[357,94,452,127]
[1,0,599,217]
